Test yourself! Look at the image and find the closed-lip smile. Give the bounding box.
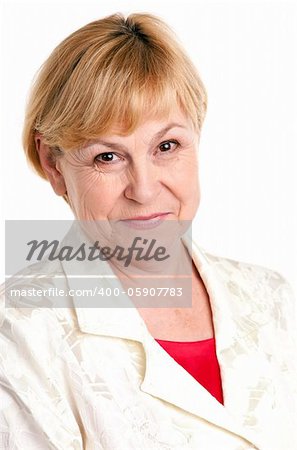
[120,212,171,229]
[122,212,170,221]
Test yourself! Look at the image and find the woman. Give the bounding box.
[1,12,296,450]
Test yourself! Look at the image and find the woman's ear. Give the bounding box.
[35,134,67,196]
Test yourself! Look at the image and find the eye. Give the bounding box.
[94,152,120,164]
[159,140,179,153]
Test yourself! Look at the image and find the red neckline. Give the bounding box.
[155,337,215,344]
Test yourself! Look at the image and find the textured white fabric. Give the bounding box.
[0,236,296,450]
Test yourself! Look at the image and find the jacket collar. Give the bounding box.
[60,229,265,449]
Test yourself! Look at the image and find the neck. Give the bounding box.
[107,237,193,308]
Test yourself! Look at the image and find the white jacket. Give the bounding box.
[0,236,296,450]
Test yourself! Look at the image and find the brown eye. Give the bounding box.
[94,152,119,163]
[159,140,179,152]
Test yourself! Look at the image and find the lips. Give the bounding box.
[123,212,170,221]
[120,212,170,229]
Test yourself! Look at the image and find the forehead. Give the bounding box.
[69,106,198,156]
[97,107,194,140]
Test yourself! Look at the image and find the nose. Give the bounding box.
[124,159,161,204]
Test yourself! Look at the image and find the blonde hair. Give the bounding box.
[23,12,207,181]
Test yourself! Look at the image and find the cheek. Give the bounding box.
[67,169,126,217]
[178,157,200,220]
[173,151,199,196]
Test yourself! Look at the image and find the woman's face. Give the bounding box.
[57,107,201,227]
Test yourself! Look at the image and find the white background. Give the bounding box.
[1,0,296,302]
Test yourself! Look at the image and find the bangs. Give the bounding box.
[54,83,199,151]
[38,38,204,152]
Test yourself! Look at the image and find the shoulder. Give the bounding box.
[197,243,294,303]
[0,258,75,351]
[192,240,296,325]
[198,244,297,375]
[1,257,69,308]
[196,243,297,349]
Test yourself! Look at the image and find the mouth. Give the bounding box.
[120,212,171,230]
[124,212,170,220]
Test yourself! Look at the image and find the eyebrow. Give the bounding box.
[90,123,188,152]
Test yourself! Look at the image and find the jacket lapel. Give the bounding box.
[139,332,262,448]
[194,241,295,450]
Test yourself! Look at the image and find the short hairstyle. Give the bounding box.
[23,12,208,180]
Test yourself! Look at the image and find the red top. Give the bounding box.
[155,337,224,405]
